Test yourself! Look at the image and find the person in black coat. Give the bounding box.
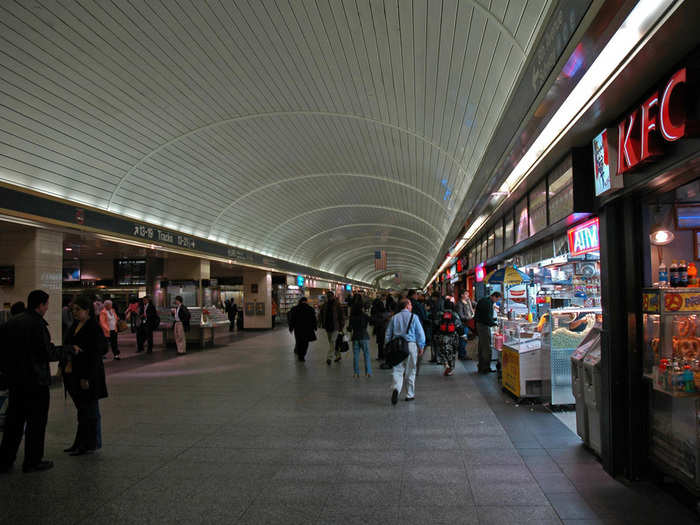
[287,297,317,362]
[226,300,237,332]
[137,296,160,353]
[62,296,108,456]
[0,290,73,473]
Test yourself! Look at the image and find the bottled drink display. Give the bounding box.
[689,262,698,286]
[680,260,688,287]
[670,260,679,287]
[658,260,668,287]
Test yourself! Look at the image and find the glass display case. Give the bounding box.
[642,288,700,492]
[545,308,601,405]
[159,306,229,348]
[642,288,700,396]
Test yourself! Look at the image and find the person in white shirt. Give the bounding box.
[172,296,190,355]
[98,300,120,360]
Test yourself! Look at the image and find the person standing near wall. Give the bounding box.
[172,296,190,355]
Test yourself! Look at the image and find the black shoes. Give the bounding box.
[69,449,94,457]
[391,389,398,405]
[405,397,415,402]
[22,460,54,473]
[64,446,77,453]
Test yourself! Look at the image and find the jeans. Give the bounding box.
[392,342,418,398]
[353,339,371,375]
[458,332,467,359]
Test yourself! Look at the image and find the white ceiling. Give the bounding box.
[0,0,551,287]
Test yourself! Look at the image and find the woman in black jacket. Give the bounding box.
[62,296,108,456]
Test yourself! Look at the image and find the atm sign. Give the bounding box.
[568,218,600,256]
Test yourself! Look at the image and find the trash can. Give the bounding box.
[570,326,602,446]
[583,345,602,456]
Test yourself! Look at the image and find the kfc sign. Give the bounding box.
[617,68,696,174]
[567,218,600,256]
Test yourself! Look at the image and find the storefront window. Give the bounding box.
[494,218,503,255]
[504,210,514,249]
[549,167,574,224]
[529,179,547,234]
[515,197,529,244]
[488,230,495,259]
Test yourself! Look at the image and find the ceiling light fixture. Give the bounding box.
[65,247,72,252]
[498,0,674,197]
[427,0,676,289]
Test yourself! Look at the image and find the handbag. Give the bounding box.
[384,312,415,367]
[336,332,349,353]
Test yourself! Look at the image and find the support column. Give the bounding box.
[163,257,210,306]
[0,228,63,343]
[242,269,271,330]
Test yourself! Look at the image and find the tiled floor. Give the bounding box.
[2,328,698,524]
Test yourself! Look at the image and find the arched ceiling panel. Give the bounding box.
[0,0,552,285]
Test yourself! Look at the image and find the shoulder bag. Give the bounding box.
[384,312,415,367]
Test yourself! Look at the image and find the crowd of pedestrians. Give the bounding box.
[287,288,500,404]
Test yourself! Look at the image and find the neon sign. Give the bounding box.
[617,68,694,174]
[567,218,600,256]
[475,264,486,283]
[296,275,305,287]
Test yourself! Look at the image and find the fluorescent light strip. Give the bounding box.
[426,0,676,289]
[499,0,676,195]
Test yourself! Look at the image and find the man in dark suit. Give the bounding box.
[172,296,190,355]
[137,296,160,354]
[0,290,72,473]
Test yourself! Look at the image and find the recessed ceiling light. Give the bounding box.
[65,247,72,251]
[97,252,103,255]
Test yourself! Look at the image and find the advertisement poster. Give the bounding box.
[593,128,622,196]
[501,346,520,397]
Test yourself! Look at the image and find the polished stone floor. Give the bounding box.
[2,328,698,524]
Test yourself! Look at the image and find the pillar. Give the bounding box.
[163,257,210,306]
[0,228,63,343]
[242,269,271,329]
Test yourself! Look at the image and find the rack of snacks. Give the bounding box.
[642,288,700,492]
[642,288,700,395]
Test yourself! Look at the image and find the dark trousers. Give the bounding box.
[0,385,50,468]
[229,319,235,331]
[137,325,154,352]
[476,322,492,372]
[272,315,276,328]
[109,330,120,356]
[294,339,309,359]
[69,392,99,451]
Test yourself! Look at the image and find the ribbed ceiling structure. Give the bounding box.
[0,0,551,287]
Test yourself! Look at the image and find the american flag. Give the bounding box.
[374,250,387,270]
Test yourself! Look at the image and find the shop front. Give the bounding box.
[594,52,700,482]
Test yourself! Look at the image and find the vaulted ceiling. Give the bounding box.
[0,0,552,288]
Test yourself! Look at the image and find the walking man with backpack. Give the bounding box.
[435,300,463,376]
[385,299,425,404]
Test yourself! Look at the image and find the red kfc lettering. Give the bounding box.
[641,93,661,161]
[618,109,640,174]
[660,68,686,141]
